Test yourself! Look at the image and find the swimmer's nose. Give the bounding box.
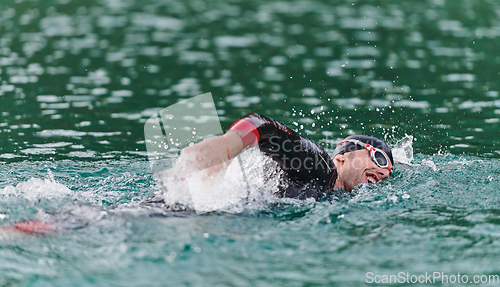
[378,168,391,179]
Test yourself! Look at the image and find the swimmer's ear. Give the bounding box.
[333,153,346,163]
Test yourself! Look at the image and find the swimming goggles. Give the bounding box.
[337,139,392,173]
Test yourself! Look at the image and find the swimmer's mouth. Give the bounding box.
[366,172,379,184]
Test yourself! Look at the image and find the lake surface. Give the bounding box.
[1,0,500,285]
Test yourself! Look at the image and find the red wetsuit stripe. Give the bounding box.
[327,169,337,194]
[229,119,261,148]
[10,221,56,235]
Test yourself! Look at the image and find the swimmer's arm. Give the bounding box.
[175,112,331,177]
[175,131,244,174]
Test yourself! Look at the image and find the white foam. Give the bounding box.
[1,178,72,202]
[155,148,273,214]
[111,113,142,120]
[111,90,133,97]
[214,36,256,48]
[392,135,414,165]
[37,129,87,137]
[485,118,499,123]
[68,151,96,158]
[422,159,438,171]
[21,148,56,155]
[37,95,62,102]
[442,73,475,82]
[393,100,430,109]
[33,142,72,148]
[0,153,22,159]
[186,160,249,214]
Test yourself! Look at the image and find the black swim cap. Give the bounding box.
[332,135,394,165]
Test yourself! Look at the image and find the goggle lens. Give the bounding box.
[373,150,388,167]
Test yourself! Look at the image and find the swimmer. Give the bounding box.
[177,112,393,200]
[2,113,393,236]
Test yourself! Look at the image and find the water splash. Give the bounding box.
[392,134,414,165]
[155,147,282,214]
[0,178,72,202]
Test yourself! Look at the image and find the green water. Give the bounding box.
[1,0,500,285]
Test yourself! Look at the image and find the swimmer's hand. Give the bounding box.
[172,131,244,178]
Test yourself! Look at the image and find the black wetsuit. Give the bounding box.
[232,113,338,201]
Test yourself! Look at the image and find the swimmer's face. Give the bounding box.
[334,149,392,192]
